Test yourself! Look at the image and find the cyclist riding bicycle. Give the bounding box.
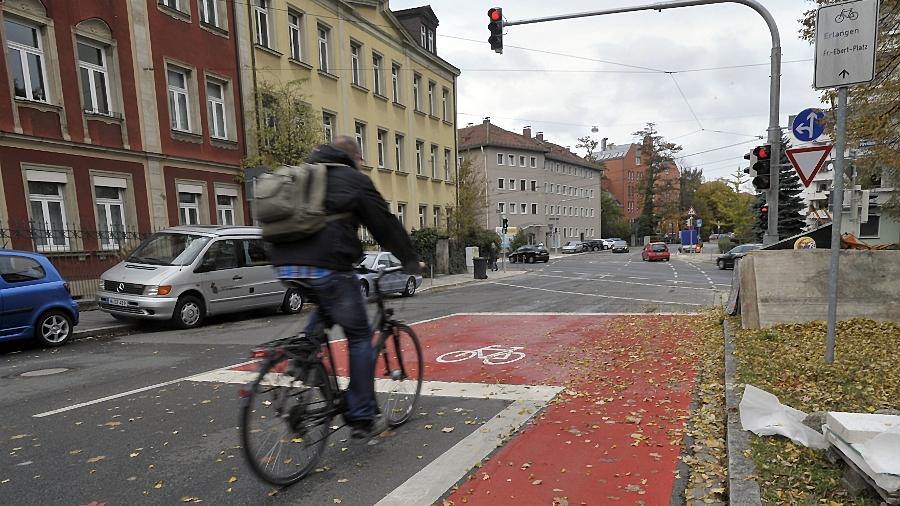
[266,135,421,442]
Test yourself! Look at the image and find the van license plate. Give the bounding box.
[108,298,129,307]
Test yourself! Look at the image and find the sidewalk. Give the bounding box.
[72,269,528,338]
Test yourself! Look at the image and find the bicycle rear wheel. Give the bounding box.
[240,356,334,486]
[377,323,424,426]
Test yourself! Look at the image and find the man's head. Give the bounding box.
[333,135,364,170]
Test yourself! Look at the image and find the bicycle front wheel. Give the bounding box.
[377,323,424,427]
[240,357,334,486]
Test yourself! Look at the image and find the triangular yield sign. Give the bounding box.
[785,146,833,187]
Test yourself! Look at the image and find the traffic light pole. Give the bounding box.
[505,0,782,244]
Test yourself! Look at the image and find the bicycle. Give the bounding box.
[239,265,424,486]
[834,8,858,23]
[436,344,526,365]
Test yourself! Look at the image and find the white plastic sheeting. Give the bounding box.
[739,384,829,449]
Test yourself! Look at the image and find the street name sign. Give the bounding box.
[785,146,833,187]
[696,218,703,228]
[791,108,826,142]
[814,0,879,89]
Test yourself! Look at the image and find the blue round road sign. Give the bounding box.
[792,108,825,142]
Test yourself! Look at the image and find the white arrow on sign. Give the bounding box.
[785,146,833,187]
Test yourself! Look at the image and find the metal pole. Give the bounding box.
[825,86,848,364]
[506,0,782,244]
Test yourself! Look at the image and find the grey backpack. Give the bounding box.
[252,163,348,243]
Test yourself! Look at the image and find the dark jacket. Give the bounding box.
[266,146,420,273]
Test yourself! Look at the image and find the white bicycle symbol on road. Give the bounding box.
[436,344,526,365]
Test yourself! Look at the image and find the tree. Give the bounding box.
[600,190,632,239]
[576,136,601,163]
[751,135,806,241]
[632,123,683,237]
[694,181,755,243]
[679,167,704,211]
[727,166,750,193]
[800,0,900,217]
[241,80,322,171]
[451,156,488,240]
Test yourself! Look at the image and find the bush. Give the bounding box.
[411,228,440,277]
[510,230,528,251]
[718,236,734,253]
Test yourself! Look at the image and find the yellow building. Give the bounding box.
[235,1,460,234]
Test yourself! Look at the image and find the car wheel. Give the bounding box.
[172,295,204,329]
[281,288,304,314]
[360,281,370,299]
[527,255,535,264]
[402,277,417,297]
[34,310,73,347]
[717,260,726,270]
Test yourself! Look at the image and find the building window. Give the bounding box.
[376,129,387,168]
[28,180,68,251]
[415,141,423,175]
[412,74,421,110]
[395,134,404,172]
[497,178,504,189]
[350,42,362,86]
[530,157,537,168]
[509,203,516,214]
[498,202,505,213]
[430,145,438,178]
[372,53,383,95]
[635,149,641,166]
[508,154,515,166]
[427,82,435,115]
[391,64,400,102]
[216,194,235,225]
[433,206,442,228]
[159,0,181,9]
[530,180,537,191]
[287,11,302,61]
[531,203,538,215]
[444,149,451,181]
[397,203,406,227]
[254,0,270,48]
[94,183,126,250]
[427,29,434,52]
[77,41,110,115]
[5,19,48,102]
[442,88,449,120]
[317,25,330,72]
[519,179,526,191]
[508,178,515,190]
[200,0,220,27]
[859,212,880,238]
[418,205,426,229]
[322,112,334,142]
[519,155,526,166]
[520,203,527,214]
[206,78,227,139]
[497,153,504,165]
[179,191,200,225]
[420,25,426,47]
[354,122,366,160]
[167,66,191,132]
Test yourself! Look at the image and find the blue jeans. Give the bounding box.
[300,271,377,423]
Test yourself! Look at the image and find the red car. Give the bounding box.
[641,242,671,262]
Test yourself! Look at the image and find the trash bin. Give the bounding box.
[473,257,488,279]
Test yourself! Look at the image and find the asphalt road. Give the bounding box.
[0,248,731,505]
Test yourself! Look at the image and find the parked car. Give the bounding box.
[708,233,720,242]
[716,243,763,270]
[611,240,629,253]
[601,238,618,250]
[0,250,79,346]
[508,245,550,264]
[641,242,671,262]
[97,226,303,329]
[583,239,603,252]
[561,241,586,254]
[356,251,423,297]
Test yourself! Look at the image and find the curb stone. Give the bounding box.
[723,320,762,505]
[73,324,134,341]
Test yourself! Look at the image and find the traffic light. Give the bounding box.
[487,8,503,54]
[743,151,756,178]
[502,217,508,233]
[751,145,771,190]
[759,204,769,220]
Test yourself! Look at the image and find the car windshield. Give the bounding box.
[651,244,667,252]
[516,246,533,252]
[564,241,580,247]
[127,233,211,266]
[359,253,379,270]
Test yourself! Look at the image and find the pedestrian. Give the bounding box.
[266,135,422,442]
[488,242,499,271]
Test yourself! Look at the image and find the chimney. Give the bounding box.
[536,131,544,141]
[601,137,608,151]
[523,126,532,138]
[483,117,491,124]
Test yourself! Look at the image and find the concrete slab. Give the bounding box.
[826,412,900,444]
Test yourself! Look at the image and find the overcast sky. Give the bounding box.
[391,0,823,182]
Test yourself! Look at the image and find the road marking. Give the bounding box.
[32,359,259,418]
[488,281,703,306]
[627,276,650,280]
[450,311,697,316]
[530,273,715,291]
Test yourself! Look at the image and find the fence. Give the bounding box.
[1,221,154,302]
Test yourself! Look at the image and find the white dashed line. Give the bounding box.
[488,281,703,306]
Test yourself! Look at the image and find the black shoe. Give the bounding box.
[349,416,387,443]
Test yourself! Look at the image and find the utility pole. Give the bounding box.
[503,0,782,242]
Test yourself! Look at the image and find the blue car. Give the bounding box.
[0,250,79,346]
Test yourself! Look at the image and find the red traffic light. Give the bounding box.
[760,205,769,213]
[753,145,771,160]
[488,8,502,21]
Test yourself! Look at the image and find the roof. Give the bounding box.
[543,140,602,170]
[458,123,548,153]
[595,144,635,161]
[392,5,440,26]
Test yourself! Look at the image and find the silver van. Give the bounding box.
[97,225,303,328]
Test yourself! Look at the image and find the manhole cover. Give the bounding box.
[20,368,70,377]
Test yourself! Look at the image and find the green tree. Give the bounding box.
[727,166,750,193]
[694,180,754,241]
[242,80,322,171]
[451,156,488,241]
[679,167,704,211]
[632,123,683,237]
[576,135,601,163]
[751,135,806,241]
[600,190,631,238]
[800,0,900,217]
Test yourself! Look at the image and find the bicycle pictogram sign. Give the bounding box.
[436,344,526,365]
